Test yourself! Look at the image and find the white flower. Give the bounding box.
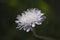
[15,8,46,32]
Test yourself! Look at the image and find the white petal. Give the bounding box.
[15,20,19,23]
[35,22,42,25]
[16,27,20,29]
[26,28,30,32]
[19,27,23,30]
[16,15,21,19]
[32,23,35,27]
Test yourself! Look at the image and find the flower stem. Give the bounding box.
[31,28,55,40]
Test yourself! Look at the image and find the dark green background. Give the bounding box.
[0,0,60,40]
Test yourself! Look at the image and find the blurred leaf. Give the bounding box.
[8,0,19,7]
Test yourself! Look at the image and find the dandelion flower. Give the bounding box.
[15,8,46,32]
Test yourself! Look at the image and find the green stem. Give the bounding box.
[31,28,55,40]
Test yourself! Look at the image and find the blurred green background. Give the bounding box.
[0,0,60,40]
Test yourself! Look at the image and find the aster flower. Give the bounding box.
[15,8,46,32]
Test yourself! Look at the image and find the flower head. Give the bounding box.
[15,8,46,32]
